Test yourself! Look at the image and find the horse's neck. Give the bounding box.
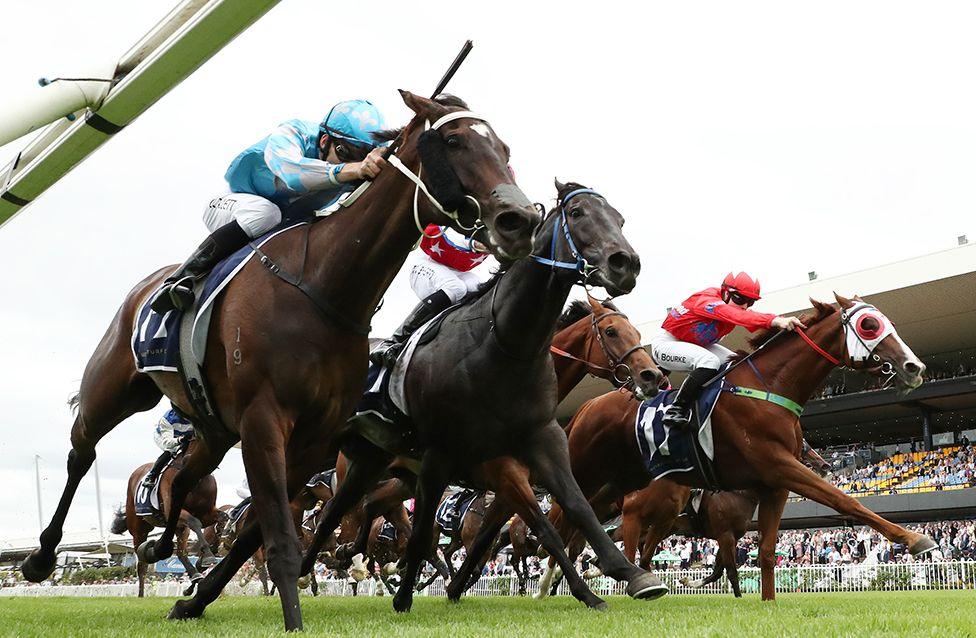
[551,321,593,401]
[304,143,424,325]
[492,257,576,362]
[747,319,843,406]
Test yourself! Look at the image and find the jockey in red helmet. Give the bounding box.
[649,272,805,429]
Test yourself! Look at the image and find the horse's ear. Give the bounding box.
[399,90,439,118]
[554,178,566,192]
[586,293,603,313]
[809,298,832,315]
[833,292,854,309]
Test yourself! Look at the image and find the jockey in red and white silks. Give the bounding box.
[371,224,495,365]
[650,272,805,429]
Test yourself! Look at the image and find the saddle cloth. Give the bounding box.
[306,468,337,493]
[134,463,172,518]
[131,222,304,372]
[434,489,481,535]
[226,497,251,534]
[376,520,398,543]
[677,489,707,535]
[634,377,723,482]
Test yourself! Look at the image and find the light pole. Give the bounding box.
[34,454,43,533]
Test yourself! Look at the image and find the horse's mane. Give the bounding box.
[725,300,838,363]
[555,298,621,330]
[371,94,470,144]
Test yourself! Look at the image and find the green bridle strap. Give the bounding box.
[724,384,804,418]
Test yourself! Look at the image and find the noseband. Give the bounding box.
[549,308,645,390]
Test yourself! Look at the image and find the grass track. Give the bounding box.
[1,591,975,637]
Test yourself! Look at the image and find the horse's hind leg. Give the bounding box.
[23,372,160,582]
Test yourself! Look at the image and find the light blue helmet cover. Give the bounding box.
[320,99,386,148]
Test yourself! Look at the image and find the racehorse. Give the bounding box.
[307,180,664,614]
[23,92,540,631]
[547,295,935,600]
[305,281,663,609]
[111,443,223,597]
[209,504,273,596]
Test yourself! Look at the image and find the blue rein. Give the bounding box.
[529,188,601,277]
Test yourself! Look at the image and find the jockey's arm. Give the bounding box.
[264,123,385,192]
[690,298,777,332]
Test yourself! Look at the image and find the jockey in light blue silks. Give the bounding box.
[141,408,195,490]
[150,100,389,313]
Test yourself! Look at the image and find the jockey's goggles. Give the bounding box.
[729,292,756,307]
[331,137,375,163]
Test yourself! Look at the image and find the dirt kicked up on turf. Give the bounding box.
[1,591,974,637]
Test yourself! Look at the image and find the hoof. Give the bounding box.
[182,582,197,597]
[393,592,413,613]
[910,535,938,556]
[168,599,204,621]
[21,550,56,583]
[136,540,160,564]
[199,555,217,569]
[626,572,668,600]
[298,576,310,590]
[591,600,610,612]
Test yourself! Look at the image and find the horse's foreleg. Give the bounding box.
[182,511,217,568]
[718,533,742,598]
[525,421,665,600]
[756,489,787,601]
[771,456,936,555]
[446,499,511,600]
[392,450,451,613]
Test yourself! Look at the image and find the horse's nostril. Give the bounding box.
[495,211,528,235]
[639,369,656,383]
[608,252,632,272]
[905,361,922,375]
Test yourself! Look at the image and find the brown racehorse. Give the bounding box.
[23,92,539,630]
[547,294,936,601]
[111,443,223,597]
[310,295,661,607]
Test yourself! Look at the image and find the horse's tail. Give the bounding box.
[67,391,81,415]
[110,507,127,535]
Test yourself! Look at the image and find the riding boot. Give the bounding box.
[369,290,453,366]
[141,450,174,489]
[662,367,717,430]
[149,220,251,314]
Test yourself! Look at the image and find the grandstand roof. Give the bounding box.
[559,241,976,419]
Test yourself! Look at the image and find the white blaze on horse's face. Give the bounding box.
[470,122,492,139]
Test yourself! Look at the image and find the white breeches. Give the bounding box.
[648,329,734,372]
[408,254,490,304]
[203,192,282,239]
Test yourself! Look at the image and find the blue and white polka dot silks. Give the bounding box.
[224,101,386,208]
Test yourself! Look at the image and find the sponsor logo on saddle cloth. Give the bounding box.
[634,377,723,481]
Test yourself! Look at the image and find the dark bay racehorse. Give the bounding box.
[551,295,936,600]
[23,92,539,631]
[309,181,665,613]
[111,443,223,597]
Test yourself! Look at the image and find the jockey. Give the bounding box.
[649,272,806,429]
[370,224,493,365]
[141,408,195,489]
[150,99,389,314]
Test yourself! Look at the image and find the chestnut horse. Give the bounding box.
[111,443,223,597]
[23,92,539,631]
[548,294,935,601]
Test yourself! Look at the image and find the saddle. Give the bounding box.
[435,489,482,535]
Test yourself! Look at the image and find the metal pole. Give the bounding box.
[34,454,44,533]
[94,458,109,556]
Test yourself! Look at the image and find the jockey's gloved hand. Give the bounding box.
[772,316,806,331]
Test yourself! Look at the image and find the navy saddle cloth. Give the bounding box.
[435,489,481,535]
[635,378,723,483]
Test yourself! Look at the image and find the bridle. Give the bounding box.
[529,188,603,286]
[550,308,645,390]
[795,303,897,377]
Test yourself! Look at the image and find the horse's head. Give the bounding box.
[832,293,925,393]
[532,181,641,296]
[582,294,662,399]
[397,90,540,260]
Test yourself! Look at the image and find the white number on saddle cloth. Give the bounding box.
[843,304,899,362]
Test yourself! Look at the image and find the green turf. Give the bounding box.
[1,591,974,637]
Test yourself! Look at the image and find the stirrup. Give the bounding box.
[370,339,404,368]
[150,276,195,314]
[663,405,692,429]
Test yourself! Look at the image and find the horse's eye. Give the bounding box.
[606,327,617,338]
[446,135,461,148]
[570,207,583,218]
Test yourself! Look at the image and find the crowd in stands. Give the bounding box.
[820,443,976,497]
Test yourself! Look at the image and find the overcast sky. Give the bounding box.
[0,0,973,542]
